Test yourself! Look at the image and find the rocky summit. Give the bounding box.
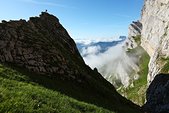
[0,12,83,77]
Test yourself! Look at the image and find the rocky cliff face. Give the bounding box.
[141,0,169,83]
[143,74,169,113]
[127,21,142,49]
[126,0,169,112]
[119,20,150,105]
[0,12,83,80]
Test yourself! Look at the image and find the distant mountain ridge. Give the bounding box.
[76,36,126,56]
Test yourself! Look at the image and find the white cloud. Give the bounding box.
[77,39,141,87]
[83,42,124,69]
[81,46,101,56]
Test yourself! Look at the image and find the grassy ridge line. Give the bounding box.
[0,64,114,113]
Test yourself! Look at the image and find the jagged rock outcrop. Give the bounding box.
[126,21,142,49]
[0,12,83,80]
[0,12,142,113]
[143,74,169,113]
[141,0,169,83]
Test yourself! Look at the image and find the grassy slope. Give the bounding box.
[0,64,114,113]
[118,45,150,106]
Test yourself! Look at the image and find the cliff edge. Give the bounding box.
[141,0,169,83]
[128,0,169,112]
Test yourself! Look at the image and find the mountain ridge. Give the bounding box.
[76,36,126,56]
[0,12,142,113]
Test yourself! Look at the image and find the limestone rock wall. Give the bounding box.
[127,21,142,49]
[141,0,169,83]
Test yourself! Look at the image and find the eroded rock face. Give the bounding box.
[0,12,83,80]
[127,21,142,49]
[143,74,169,113]
[141,0,169,83]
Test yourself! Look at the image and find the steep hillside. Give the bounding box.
[118,34,150,106]
[0,64,113,113]
[0,12,142,113]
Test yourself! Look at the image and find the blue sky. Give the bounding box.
[0,0,143,40]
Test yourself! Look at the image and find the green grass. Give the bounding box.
[133,35,141,45]
[118,46,150,106]
[0,64,114,113]
[160,57,169,73]
[0,63,142,113]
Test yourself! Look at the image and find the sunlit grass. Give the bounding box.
[0,64,114,113]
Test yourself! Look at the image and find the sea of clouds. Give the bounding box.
[75,37,140,87]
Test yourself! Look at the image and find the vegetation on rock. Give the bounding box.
[160,57,169,73]
[118,35,150,106]
[133,35,141,45]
